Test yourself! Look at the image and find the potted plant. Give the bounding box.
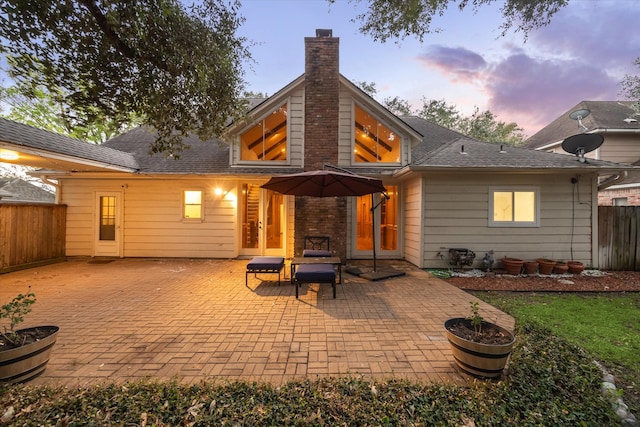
[444,302,515,378]
[524,260,539,275]
[0,289,59,383]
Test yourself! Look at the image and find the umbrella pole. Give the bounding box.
[371,193,377,272]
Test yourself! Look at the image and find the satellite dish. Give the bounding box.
[569,109,590,120]
[561,133,604,163]
[569,108,591,132]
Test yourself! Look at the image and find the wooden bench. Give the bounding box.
[245,257,285,288]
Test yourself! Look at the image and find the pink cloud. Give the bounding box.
[418,45,487,81]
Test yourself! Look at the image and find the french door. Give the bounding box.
[354,185,399,258]
[240,183,285,256]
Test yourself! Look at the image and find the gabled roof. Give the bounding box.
[102,126,301,176]
[406,136,637,173]
[524,101,640,149]
[400,116,467,161]
[0,118,139,172]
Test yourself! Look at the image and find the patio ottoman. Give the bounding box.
[293,263,337,299]
[245,257,285,287]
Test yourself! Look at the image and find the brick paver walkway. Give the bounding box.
[1,258,514,386]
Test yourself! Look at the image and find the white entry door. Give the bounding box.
[94,192,122,257]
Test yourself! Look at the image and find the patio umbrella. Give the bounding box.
[260,169,386,197]
[261,169,402,279]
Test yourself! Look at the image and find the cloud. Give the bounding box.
[485,52,619,133]
[418,45,487,81]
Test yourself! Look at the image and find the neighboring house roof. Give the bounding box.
[0,117,139,172]
[524,101,639,149]
[405,136,635,173]
[0,177,55,203]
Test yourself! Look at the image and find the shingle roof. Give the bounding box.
[0,117,139,171]
[410,136,637,172]
[0,177,55,203]
[102,126,301,175]
[400,116,469,161]
[524,101,639,149]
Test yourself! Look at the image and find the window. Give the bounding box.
[353,104,400,163]
[183,190,203,220]
[613,197,628,206]
[489,187,539,227]
[240,104,287,161]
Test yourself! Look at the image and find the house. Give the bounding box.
[525,101,640,205]
[1,30,637,269]
[0,177,55,203]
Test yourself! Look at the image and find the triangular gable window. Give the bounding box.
[240,104,287,161]
[354,104,400,163]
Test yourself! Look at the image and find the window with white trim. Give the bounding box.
[183,190,203,220]
[489,187,539,227]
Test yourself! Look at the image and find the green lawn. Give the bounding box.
[473,291,640,418]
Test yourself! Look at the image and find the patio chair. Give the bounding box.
[303,236,331,257]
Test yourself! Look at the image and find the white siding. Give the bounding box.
[421,172,596,268]
[61,177,239,258]
[403,176,422,266]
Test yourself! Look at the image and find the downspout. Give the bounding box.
[598,171,628,191]
[39,175,61,204]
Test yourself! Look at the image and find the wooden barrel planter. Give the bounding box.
[444,318,515,378]
[536,258,556,275]
[501,257,524,275]
[0,326,59,384]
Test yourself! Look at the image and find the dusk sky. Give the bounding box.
[238,0,640,137]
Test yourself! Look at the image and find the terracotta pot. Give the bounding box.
[567,261,585,275]
[0,326,59,384]
[553,262,569,274]
[536,258,556,275]
[501,257,524,275]
[524,261,539,275]
[444,318,515,378]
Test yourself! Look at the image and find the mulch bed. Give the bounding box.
[441,270,640,292]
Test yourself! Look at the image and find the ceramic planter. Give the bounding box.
[0,326,59,384]
[444,318,515,378]
[536,258,556,275]
[567,261,585,274]
[501,257,524,275]
[553,262,569,274]
[524,261,539,275]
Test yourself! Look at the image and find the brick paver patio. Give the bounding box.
[0,258,514,386]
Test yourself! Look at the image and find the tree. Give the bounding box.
[0,0,250,157]
[337,0,570,42]
[620,58,640,116]
[416,98,461,130]
[459,107,524,144]
[0,82,138,144]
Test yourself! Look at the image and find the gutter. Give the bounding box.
[598,171,628,191]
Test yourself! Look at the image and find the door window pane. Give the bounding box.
[241,183,259,249]
[99,196,116,241]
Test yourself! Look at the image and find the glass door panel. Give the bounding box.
[355,185,398,255]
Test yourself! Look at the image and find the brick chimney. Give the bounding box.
[295,29,347,259]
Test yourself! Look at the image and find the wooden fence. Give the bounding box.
[598,206,640,270]
[0,204,67,273]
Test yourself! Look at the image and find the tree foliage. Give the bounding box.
[621,58,640,117]
[0,0,250,156]
[337,0,570,42]
[0,81,138,144]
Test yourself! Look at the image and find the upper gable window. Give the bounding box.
[354,104,400,163]
[240,104,287,161]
